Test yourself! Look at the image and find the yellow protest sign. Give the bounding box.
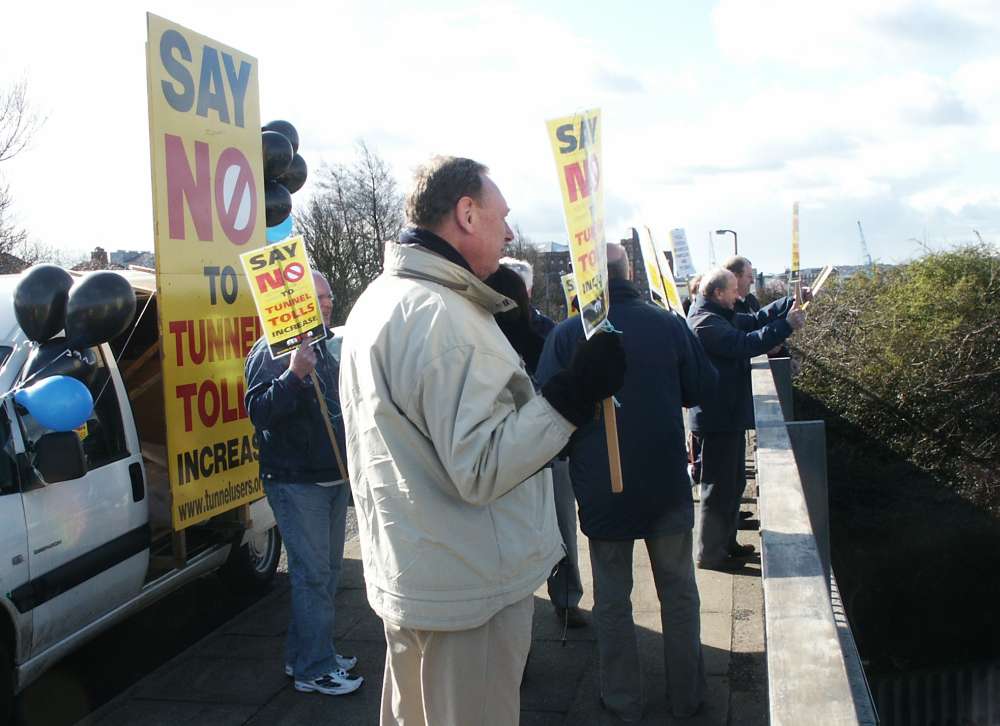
[560,272,578,316]
[239,237,326,358]
[638,228,669,310]
[146,14,265,529]
[644,227,684,313]
[791,201,800,279]
[547,109,608,338]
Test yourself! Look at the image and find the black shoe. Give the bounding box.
[729,543,756,558]
[739,510,754,519]
[697,557,747,573]
[554,605,588,629]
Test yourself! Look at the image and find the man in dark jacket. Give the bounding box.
[496,256,586,629]
[687,268,804,572]
[536,244,718,721]
[244,272,363,697]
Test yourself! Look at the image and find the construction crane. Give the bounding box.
[857,220,874,275]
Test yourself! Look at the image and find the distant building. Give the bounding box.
[110,250,156,268]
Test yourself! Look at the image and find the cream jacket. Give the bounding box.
[339,242,574,631]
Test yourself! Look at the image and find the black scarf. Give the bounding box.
[399,228,474,274]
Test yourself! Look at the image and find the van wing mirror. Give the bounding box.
[33,432,86,483]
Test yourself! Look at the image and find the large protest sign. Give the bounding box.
[546,108,608,339]
[146,14,265,529]
[239,237,326,358]
[547,109,623,493]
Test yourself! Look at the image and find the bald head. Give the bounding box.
[607,243,630,280]
[702,267,739,310]
[313,271,333,326]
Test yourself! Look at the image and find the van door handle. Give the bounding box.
[129,462,145,502]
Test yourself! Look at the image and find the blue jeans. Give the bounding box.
[265,480,349,680]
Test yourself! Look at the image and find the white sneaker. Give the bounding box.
[294,668,364,696]
[285,654,357,677]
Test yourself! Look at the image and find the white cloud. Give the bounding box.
[0,0,997,276]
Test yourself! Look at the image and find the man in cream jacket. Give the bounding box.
[339,156,625,726]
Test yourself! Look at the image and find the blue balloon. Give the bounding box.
[266,215,293,243]
[14,375,93,432]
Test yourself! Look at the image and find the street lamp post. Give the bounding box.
[715,229,738,256]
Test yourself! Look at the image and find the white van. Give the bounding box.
[0,270,281,719]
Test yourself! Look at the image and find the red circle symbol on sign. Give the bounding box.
[283,262,304,282]
[214,147,257,246]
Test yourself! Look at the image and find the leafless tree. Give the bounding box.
[0,78,46,272]
[0,78,45,165]
[296,142,404,325]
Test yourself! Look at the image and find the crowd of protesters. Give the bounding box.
[244,154,808,724]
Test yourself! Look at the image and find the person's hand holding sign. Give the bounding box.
[786,299,806,331]
[289,342,318,379]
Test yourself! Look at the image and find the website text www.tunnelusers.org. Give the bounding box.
[177,476,262,522]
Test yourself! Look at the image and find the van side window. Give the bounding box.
[17,346,130,475]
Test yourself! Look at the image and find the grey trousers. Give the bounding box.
[546,459,583,608]
[694,431,746,564]
[589,532,706,720]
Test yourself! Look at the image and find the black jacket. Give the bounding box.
[536,278,717,540]
[244,335,347,483]
[686,295,794,433]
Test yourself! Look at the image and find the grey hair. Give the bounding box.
[702,267,734,299]
[722,255,752,276]
[406,156,488,229]
[499,257,533,290]
[688,273,703,296]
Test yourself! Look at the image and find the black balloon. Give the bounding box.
[265,181,292,227]
[277,153,308,194]
[14,264,73,343]
[64,272,136,349]
[24,338,98,387]
[262,120,299,153]
[262,130,293,180]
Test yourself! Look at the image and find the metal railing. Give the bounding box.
[751,355,878,725]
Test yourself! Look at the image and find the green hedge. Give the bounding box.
[793,246,1000,511]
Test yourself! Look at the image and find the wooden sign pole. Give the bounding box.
[603,398,624,493]
[312,375,349,483]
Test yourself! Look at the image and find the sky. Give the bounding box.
[1,0,998,274]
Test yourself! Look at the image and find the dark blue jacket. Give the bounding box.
[686,295,794,433]
[529,307,556,338]
[536,278,718,540]
[244,334,347,484]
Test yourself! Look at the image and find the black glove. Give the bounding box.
[541,332,626,426]
[485,265,545,374]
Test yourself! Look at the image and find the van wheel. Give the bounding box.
[219,526,282,593]
[0,639,13,724]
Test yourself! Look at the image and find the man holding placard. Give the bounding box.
[339,156,624,725]
[244,271,362,696]
[687,268,805,571]
[538,243,717,720]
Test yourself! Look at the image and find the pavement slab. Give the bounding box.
[83,498,767,726]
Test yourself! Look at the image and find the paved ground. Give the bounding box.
[80,496,766,726]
